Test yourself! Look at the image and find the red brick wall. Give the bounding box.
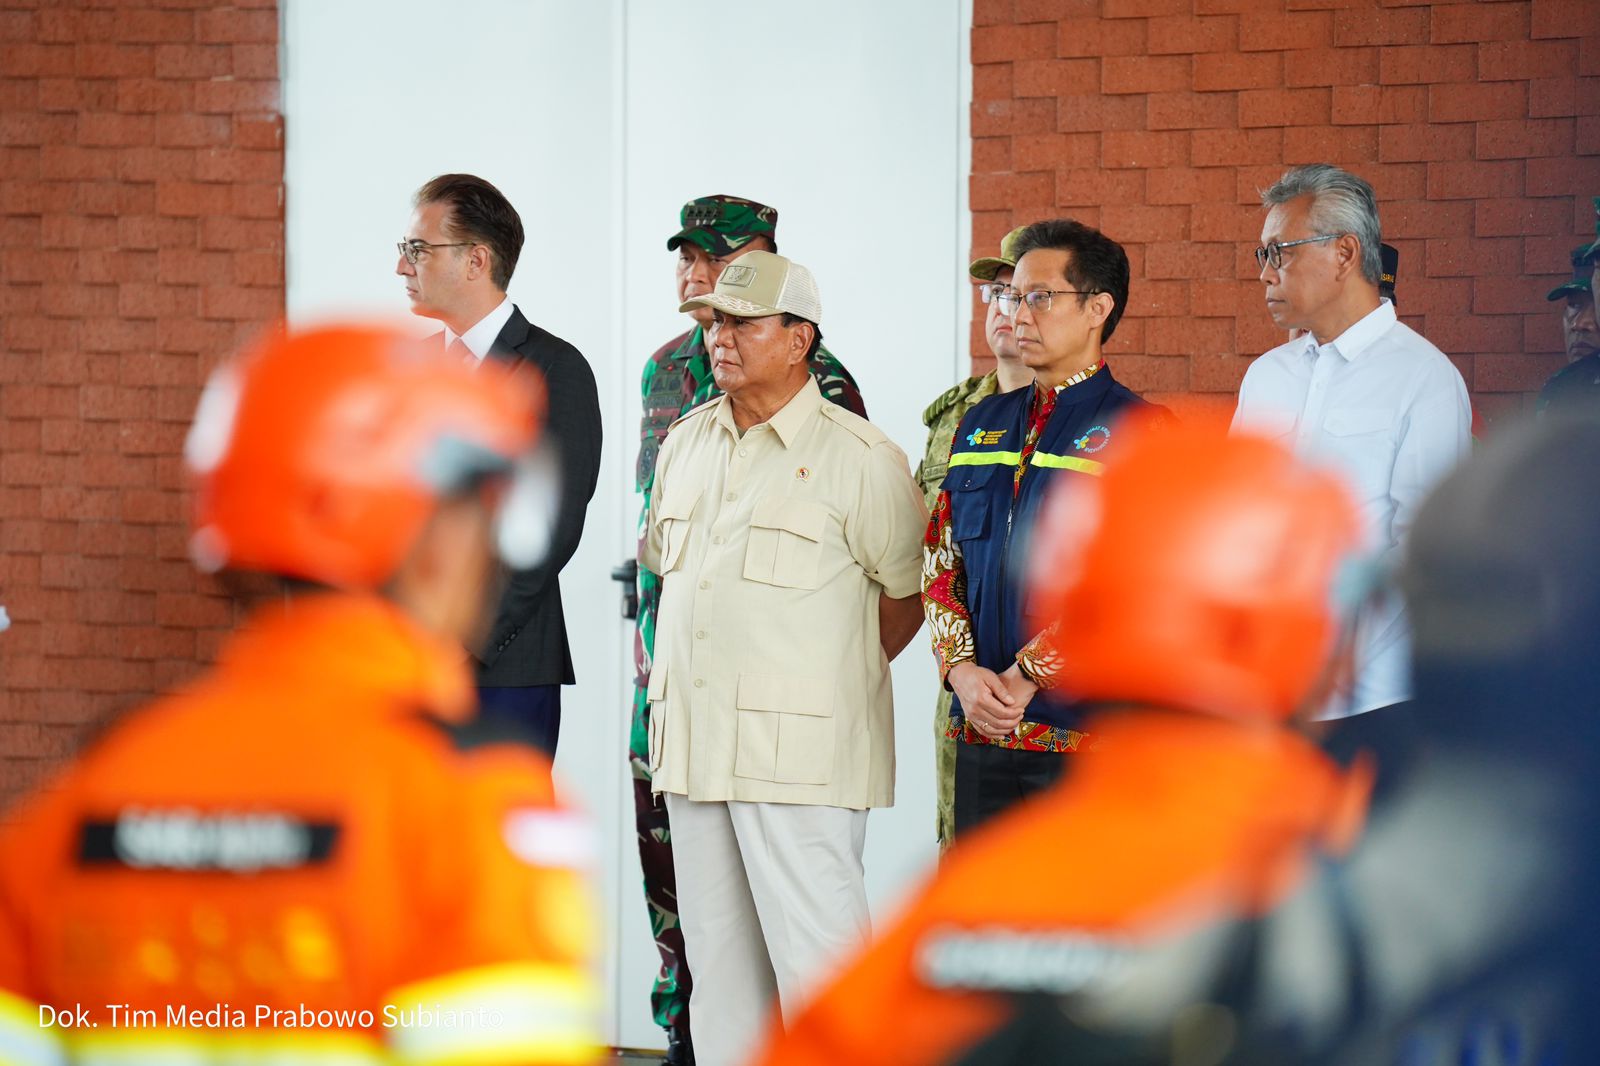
[970,0,1599,423]
[0,3,283,804]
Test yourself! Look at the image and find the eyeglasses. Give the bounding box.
[396,238,473,265]
[996,289,1100,316]
[1254,234,1340,271]
[977,282,1011,305]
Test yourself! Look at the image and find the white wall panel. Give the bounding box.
[284,0,967,1049]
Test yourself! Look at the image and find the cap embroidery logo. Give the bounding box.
[966,428,1006,446]
[721,264,756,287]
[1074,425,1111,453]
[685,203,721,226]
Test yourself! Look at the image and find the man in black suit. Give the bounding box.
[397,173,601,754]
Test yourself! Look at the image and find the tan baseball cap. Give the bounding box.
[969,225,1030,281]
[678,250,823,323]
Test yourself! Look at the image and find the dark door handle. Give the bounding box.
[610,559,639,620]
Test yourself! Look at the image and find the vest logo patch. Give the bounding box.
[916,927,1132,994]
[1074,425,1111,453]
[965,428,1006,446]
[79,810,340,873]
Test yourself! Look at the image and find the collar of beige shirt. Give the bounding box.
[712,375,824,448]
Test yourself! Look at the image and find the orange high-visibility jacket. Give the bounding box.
[754,709,1370,1066]
[0,593,601,1066]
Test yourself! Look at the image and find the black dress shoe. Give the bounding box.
[663,1027,695,1066]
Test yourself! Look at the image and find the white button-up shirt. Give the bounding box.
[444,295,514,361]
[1232,299,1472,718]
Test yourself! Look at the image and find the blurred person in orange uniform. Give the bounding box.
[758,410,1600,1065]
[0,325,602,1065]
[752,416,1377,1066]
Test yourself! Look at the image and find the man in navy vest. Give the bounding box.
[921,218,1157,836]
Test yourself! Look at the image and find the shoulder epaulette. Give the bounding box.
[650,328,695,362]
[667,395,720,433]
[819,403,889,447]
[921,374,993,427]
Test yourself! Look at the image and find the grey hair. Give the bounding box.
[1260,163,1383,286]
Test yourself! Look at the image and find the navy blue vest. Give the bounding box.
[940,366,1150,732]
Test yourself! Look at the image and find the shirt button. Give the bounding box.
[693,678,705,688]
[738,449,748,458]
[699,579,711,590]
[725,492,737,501]
[712,535,723,545]
[695,630,707,639]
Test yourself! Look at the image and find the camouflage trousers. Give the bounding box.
[936,685,957,848]
[629,681,692,1036]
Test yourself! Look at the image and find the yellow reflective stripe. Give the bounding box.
[948,450,1021,467]
[948,450,1104,475]
[67,1028,383,1065]
[0,988,64,1066]
[385,962,600,1066]
[1031,452,1105,476]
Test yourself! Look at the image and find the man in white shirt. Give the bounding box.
[396,174,602,754]
[1232,163,1471,726]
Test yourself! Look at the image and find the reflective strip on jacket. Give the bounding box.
[941,366,1149,732]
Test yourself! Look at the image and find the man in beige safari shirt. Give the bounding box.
[642,250,926,1066]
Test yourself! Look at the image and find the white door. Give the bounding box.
[284,0,970,1048]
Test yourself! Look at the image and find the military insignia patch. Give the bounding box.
[965,428,1007,446]
[1074,425,1111,453]
[796,467,811,482]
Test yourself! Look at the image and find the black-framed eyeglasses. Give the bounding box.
[977,282,1011,306]
[396,238,473,265]
[1254,234,1340,271]
[996,289,1100,315]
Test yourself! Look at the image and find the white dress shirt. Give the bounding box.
[443,294,514,362]
[1232,299,1472,718]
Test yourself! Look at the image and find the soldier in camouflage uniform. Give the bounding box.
[633,195,866,1064]
[913,225,1034,849]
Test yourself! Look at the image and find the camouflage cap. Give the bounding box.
[1578,196,1600,270]
[667,194,778,257]
[1547,244,1595,302]
[1379,242,1399,307]
[969,225,1029,281]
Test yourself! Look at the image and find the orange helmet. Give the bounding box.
[1027,414,1363,722]
[184,323,546,590]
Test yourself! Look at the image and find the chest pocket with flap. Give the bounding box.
[941,462,1003,543]
[1321,407,1394,500]
[653,487,702,574]
[744,496,830,590]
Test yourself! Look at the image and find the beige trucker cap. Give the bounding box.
[678,250,823,323]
